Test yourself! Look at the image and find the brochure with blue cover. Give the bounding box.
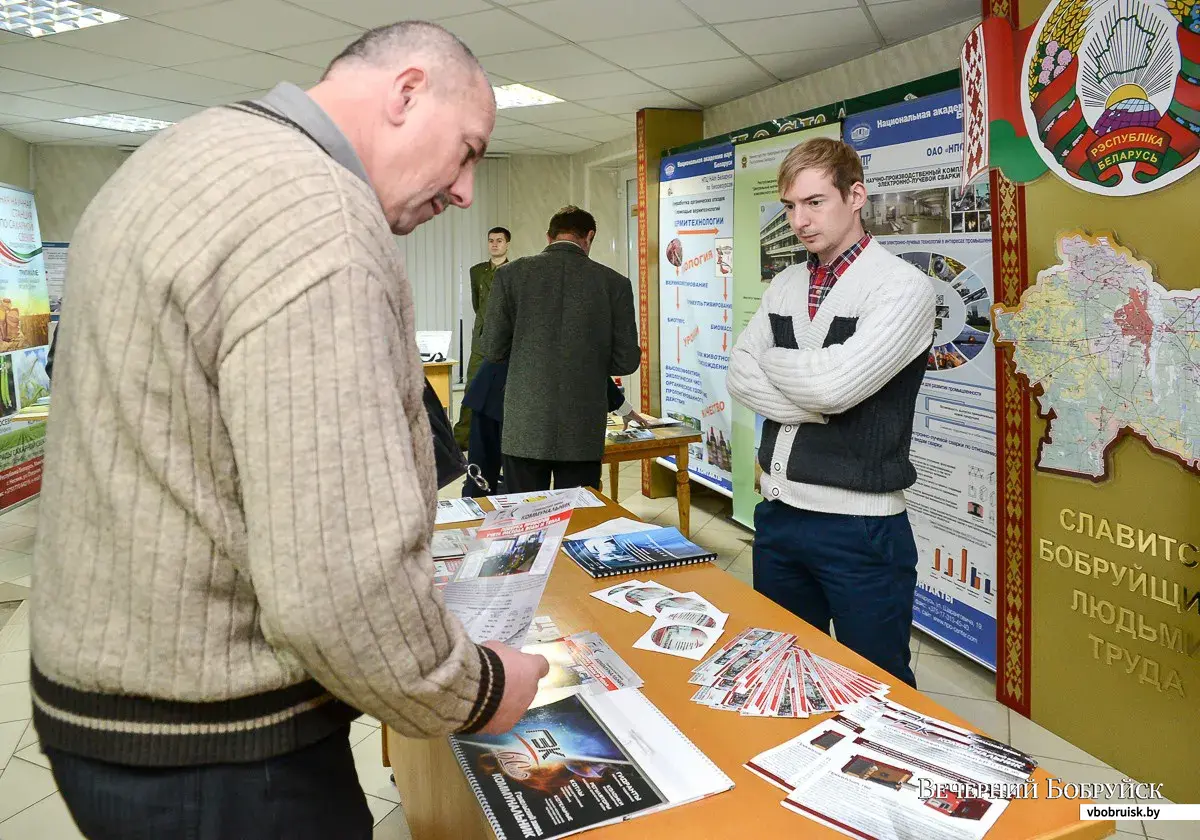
[563,526,715,578]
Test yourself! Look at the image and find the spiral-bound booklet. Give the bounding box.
[449,689,732,840]
[563,526,715,578]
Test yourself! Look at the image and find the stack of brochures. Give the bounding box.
[450,638,734,840]
[744,695,1039,840]
[563,519,716,578]
[437,495,574,646]
[687,629,891,718]
[434,488,604,526]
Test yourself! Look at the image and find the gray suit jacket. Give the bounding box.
[479,241,640,462]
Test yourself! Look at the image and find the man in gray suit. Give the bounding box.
[480,205,640,492]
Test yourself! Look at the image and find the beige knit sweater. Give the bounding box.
[29,105,502,766]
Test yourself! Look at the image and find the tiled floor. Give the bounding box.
[0,478,1176,839]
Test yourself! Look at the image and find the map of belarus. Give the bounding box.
[994,233,1200,479]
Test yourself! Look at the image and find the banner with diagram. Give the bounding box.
[657,144,735,495]
[845,90,998,669]
[0,184,51,511]
[728,123,842,528]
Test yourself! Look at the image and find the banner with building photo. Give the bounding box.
[845,90,998,669]
[657,144,735,496]
[0,184,51,511]
[729,123,842,528]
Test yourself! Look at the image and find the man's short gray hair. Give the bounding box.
[323,20,481,83]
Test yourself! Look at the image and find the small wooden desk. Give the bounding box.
[422,360,456,410]
[603,425,702,537]
[385,497,1115,840]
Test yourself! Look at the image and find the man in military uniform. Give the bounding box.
[454,226,511,448]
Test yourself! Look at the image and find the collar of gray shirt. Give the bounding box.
[256,82,371,187]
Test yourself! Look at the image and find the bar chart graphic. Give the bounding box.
[933,548,993,596]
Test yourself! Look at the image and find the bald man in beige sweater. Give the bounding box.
[31,21,547,840]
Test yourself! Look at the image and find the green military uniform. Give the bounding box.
[453,258,506,448]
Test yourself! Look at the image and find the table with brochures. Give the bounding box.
[384,494,1115,840]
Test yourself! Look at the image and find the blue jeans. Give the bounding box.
[753,500,918,687]
[46,726,372,840]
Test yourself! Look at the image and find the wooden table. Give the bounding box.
[385,497,1115,840]
[603,425,702,537]
[423,360,456,410]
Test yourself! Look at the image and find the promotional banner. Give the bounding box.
[0,184,50,511]
[42,241,67,343]
[657,144,735,495]
[729,123,841,527]
[845,90,998,669]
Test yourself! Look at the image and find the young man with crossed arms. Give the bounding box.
[727,138,935,687]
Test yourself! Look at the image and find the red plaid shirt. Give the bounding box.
[807,233,873,319]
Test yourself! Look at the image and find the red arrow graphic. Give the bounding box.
[723,308,728,323]
[722,332,728,352]
[723,276,728,301]
[676,327,681,364]
[676,287,680,308]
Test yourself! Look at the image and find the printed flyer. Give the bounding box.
[728,123,841,527]
[657,144,735,495]
[845,90,998,669]
[0,183,50,511]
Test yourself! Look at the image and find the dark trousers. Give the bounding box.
[502,454,601,493]
[463,411,503,498]
[46,727,372,840]
[752,500,918,687]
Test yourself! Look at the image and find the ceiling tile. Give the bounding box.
[177,53,322,88]
[868,0,979,45]
[284,0,491,27]
[271,37,353,68]
[550,121,632,142]
[150,0,361,51]
[439,10,564,57]
[0,113,34,127]
[674,82,772,107]
[539,139,600,154]
[4,120,123,140]
[505,102,607,124]
[0,42,153,84]
[99,1,225,16]
[33,85,174,113]
[579,91,696,115]
[533,71,659,101]
[99,68,255,105]
[481,45,617,82]
[537,114,635,133]
[129,101,207,122]
[490,123,575,141]
[485,140,532,153]
[0,70,67,94]
[753,43,877,80]
[717,9,877,54]
[682,0,857,23]
[3,129,65,143]
[641,57,774,89]
[582,27,739,69]
[0,93,91,121]
[44,18,247,66]
[511,0,684,42]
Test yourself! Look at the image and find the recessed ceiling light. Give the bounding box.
[0,1,125,38]
[59,113,173,133]
[493,84,562,110]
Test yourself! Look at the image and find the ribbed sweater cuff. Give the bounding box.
[459,645,505,734]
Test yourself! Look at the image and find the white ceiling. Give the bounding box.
[0,0,979,153]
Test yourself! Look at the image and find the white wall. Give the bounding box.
[397,157,511,377]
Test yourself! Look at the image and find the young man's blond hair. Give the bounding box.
[777,137,864,198]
